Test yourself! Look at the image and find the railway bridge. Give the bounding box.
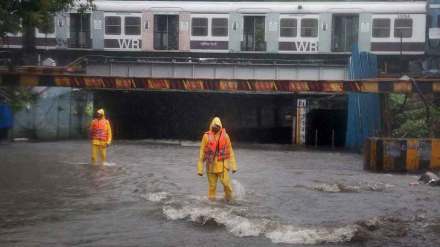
[0,55,438,148]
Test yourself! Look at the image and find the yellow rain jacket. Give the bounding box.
[197,117,237,174]
[89,110,112,146]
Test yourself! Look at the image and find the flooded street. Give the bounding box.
[1,141,439,246]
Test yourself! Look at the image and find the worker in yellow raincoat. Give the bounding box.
[89,109,112,165]
[197,117,237,201]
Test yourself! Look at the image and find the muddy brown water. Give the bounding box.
[0,141,439,246]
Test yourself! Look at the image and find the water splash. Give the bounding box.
[162,206,190,220]
[311,182,394,193]
[312,183,342,193]
[103,162,117,167]
[150,183,359,244]
[231,179,246,200]
[265,225,358,245]
[162,204,359,244]
[145,192,169,202]
[163,205,267,237]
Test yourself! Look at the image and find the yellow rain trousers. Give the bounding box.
[91,144,107,165]
[197,117,237,201]
[207,169,233,201]
[90,112,112,165]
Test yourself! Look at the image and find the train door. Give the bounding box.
[427,1,440,54]
[177,13,190,51]
[154,15,179,50]
[55,13,69,48]
[69,13,91,48]
[142,11,154,50]
[332,15,358,52]
[242,16,266,51]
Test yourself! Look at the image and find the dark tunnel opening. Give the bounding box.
[306,109,347,147]
[94,90,297,144]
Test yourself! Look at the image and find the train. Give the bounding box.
[1,1,439,72]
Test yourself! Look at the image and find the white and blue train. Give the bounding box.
[1,1,439,57]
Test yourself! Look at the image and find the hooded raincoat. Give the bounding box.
[89,109,112,165]
[197,117,237,200]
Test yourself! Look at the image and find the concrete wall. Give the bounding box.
[13,87,93,140]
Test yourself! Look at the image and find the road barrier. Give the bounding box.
[364,137,440,172]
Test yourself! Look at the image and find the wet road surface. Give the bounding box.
[0,141,439,246]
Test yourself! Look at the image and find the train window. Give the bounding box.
[192,18,208,36]
[212,18,228,37]
[372,19,390,38]
[280,18,297,37]
[301,19,318,37]
[105,16,121,35]
[394,19,412,38]
[125,17,141,35]
[426,15,440,28]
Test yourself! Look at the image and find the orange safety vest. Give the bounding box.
[204,129,231,162]
[90,119,110,142]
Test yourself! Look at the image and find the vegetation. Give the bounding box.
[0,1,93,111]
[0,87,38,112]
[389,93,440,138]
[0,0,94,50]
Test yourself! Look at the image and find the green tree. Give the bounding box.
[0,0,93,51]
[389,93,440,138]
[0,87,38,112]
[0,1,93,111]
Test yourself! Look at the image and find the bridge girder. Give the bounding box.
[0,71,438,94]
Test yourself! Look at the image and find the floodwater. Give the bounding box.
[0,141,439,247]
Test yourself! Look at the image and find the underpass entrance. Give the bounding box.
[93,90,348,145]
[306,109,347,147]
[305,96,348,148]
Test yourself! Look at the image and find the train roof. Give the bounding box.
[92,1,427,14]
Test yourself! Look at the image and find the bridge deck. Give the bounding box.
[82,56,348,81]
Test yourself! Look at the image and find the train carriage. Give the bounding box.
[83,1,427,55]
[0,1,435,58]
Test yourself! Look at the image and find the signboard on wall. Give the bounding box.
[296,99,307,144]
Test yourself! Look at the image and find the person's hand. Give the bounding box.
[198,173,203,176]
